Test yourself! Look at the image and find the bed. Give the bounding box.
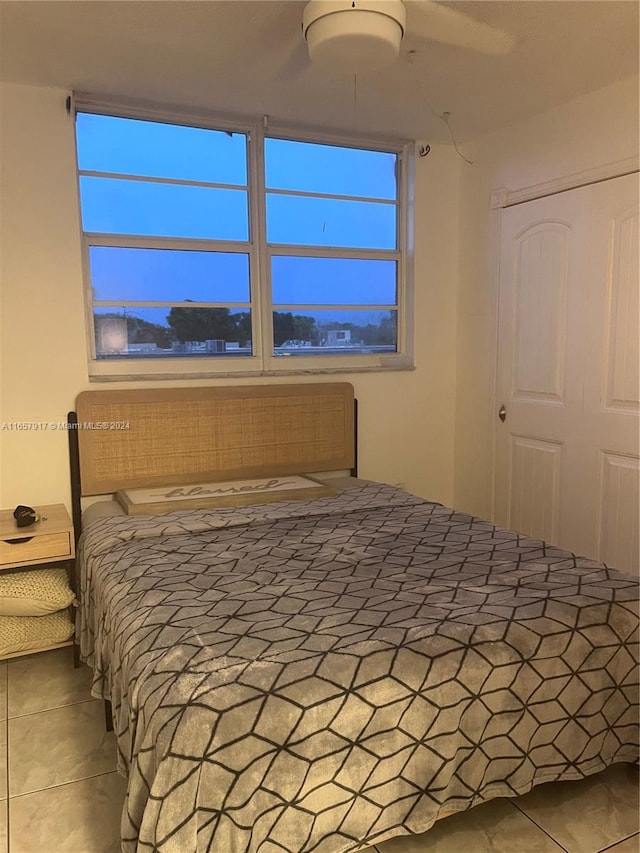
[70,383,639,853]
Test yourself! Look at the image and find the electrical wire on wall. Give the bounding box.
[408,51,473,165]
[439,111,473,165]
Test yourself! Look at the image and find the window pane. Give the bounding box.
[272,309,397,355]
[271,256,396,305]
[94,307,253,358]
[266,194,395,249]
[89,247,250,303]
[265,139,396,200]
[80,177,248,240]
[76,113,247,185]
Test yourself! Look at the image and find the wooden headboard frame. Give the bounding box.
[68,383,358,542]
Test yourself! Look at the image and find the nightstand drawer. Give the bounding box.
[0,532,72,567]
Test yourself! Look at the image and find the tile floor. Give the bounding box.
[0,648,637,853]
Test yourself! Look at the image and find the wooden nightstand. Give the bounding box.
[0,504,76,660]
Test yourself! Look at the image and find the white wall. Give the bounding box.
[0,82,461,513]
[454,75,640,519]
[2,77,637,523]
[0,85,89,512]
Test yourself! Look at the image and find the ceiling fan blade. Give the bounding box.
[406,0,516,55]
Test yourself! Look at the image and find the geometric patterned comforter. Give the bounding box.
[77,483,639,853]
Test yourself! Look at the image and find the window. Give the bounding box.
[74,101,412,378]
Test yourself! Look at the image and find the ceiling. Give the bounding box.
[0,1,638,144]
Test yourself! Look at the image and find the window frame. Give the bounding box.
[73,97,414,380]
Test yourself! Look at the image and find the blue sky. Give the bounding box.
[76,113,398,333]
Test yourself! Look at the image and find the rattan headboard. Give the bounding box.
[73,383,355,497]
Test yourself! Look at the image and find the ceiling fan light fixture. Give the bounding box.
[303,1,406,74]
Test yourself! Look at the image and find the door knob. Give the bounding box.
[498,404,506,422]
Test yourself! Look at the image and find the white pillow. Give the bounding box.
[0,567,74,616]
[82,500,126,525]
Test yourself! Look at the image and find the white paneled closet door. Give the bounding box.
[494,173,639,575]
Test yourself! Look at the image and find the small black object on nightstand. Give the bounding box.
[13,505,40,527]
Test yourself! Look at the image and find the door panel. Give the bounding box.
[603,203,639,412]
[598,452,639,572]
[513,223,569,402]
[495,189,589,557]
[495,173,639,575]
[586,178,639,574]
[509,436,561,543]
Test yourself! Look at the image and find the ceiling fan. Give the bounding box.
[287,0,516,75]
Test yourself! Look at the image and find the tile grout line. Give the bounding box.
[8,769,122,802]
[6,695,98,722]
[597,832,640,852]
[4,650,118,849]
[4,660,115,851]
[360,799,579,853]
[507,799,571,852]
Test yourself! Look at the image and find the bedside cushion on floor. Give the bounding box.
[0,567,74,616]
[0,610,74,658]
